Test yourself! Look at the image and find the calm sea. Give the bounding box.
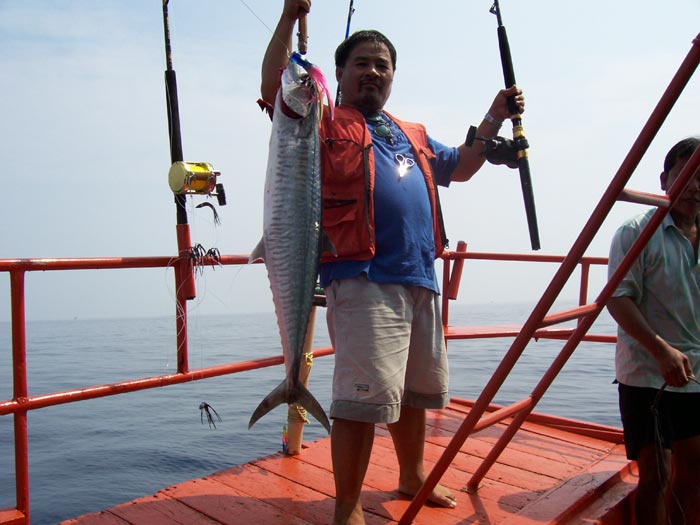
[0,303,620,525]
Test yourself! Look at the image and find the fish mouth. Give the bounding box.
[282,83,318,116]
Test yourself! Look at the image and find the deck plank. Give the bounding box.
[162,476,316,525]
[249,455,394,525]
[107,492,224,525]
[375,426,561,493]
[426,409,609,467]
[425,426,599,481]
[371,431,542,507]
[505,446,636,524]
[62,401,634,525]
[447,401,624,450]
[365,435,519,524]
[59,510,130,525]
[213,462,335,524]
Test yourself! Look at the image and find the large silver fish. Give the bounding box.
[248,54,331,433]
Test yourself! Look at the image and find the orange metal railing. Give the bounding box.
[0,248,612,525]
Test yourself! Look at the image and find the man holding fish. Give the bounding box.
[259,1,524,523]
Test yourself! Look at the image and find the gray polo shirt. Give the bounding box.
[609,209,700,392]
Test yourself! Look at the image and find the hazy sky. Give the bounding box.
[1,0,699,321]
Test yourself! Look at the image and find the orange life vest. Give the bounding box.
[319,105,447,263]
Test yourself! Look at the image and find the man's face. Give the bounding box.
[336,41,394,114]
[662,155,700,217]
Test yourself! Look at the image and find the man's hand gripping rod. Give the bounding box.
[490,0,540,250]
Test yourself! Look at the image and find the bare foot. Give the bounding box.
[398,480,457,509]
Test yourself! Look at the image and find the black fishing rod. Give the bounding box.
[162,0,197,303]
[490,0,540,250]
[163,0,187,225]
[161,1,226,303]
[343,0,356,40]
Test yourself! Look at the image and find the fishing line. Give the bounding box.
[187,195,248,318]
[237,0,276,35]
[650,383,673,524]
[649,377,699,524]
[237,0,294,57]
[162,199,255,321]
[161,251,206,371]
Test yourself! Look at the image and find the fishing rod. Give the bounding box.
[163,0,185,223]
[162,0,198,309]
[297,13,308,54]
[335,0,356,106]
[343,0,356,40]
[490,0,540,250]
[161,1,227,375]
[162,3,226,232]
[162,2,227,299]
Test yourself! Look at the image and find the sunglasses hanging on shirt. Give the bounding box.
[367,114,394,144]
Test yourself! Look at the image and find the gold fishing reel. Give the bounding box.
[168,161,226,206]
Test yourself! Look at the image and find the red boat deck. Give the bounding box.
[60,400,637,525]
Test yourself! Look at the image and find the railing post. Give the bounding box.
[174,242,190,374]
[10,270,30,523]
[441,258,451,328]
[286,306,317,454]
[447,241,467,300]
[442,241,468,328]
[578,261,590,326]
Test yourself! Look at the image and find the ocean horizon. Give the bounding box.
[0,302,620,525]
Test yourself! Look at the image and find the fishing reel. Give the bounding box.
[465,125,528,169]
[168,161,227,206]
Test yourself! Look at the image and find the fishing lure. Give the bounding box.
[199,402,222,429]
[290,52,334,120]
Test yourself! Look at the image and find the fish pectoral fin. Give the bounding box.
[293,384,331,434]
[249,238,266,264]
[248,379,287,430]
[320,231,338,258]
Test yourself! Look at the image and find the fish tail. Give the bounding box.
[294,383,331,434]
[248,380,288,430]
[248,379,330,434]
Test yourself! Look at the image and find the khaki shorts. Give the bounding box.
[325,275,449,424]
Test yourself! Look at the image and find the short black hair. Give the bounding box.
[334,30,397,70]
[664,136,700,173]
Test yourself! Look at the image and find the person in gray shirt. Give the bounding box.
[607,136,700,525]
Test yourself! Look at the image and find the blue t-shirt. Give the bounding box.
[319,112,459,292]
